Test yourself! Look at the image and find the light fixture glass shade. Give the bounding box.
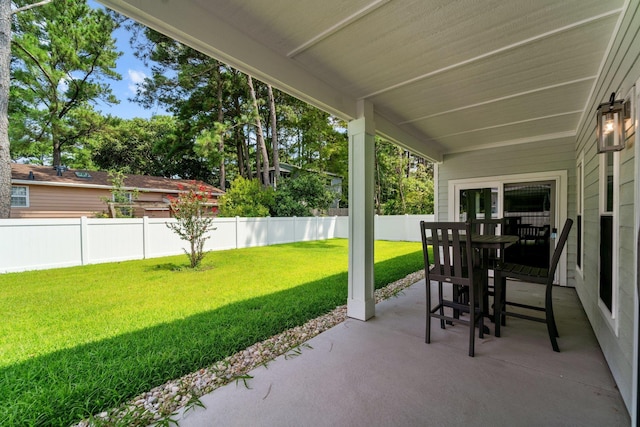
[596,98,625,153]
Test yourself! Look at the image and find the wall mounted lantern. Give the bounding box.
[596,92,629,153]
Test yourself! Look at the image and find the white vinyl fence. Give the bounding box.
[0,214,434,273]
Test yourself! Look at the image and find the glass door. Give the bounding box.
[450,172,566,285]
[503,181,555,268]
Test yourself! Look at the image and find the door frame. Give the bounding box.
[448,170,568,285]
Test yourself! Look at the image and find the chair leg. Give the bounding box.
[545,286,559,338]
[500,277,506,326]
[452,284,460,320]
[546,313,560,352]
[468,295,475,357]
[438,282,445,329]
[476,276,484,340]
[494,271,503,337]
[545,285,560,352]
[550,312,559,338]
[426,279,431,344]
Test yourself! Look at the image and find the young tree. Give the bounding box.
[166,183,216,268]
[101,170,137,218]
[10,0,121,167]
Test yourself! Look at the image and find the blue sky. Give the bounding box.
[90,1,165,119]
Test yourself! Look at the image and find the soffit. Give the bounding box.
[98,0,628,162]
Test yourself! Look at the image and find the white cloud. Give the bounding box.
[127,69,147,94]
[57,77,69,94]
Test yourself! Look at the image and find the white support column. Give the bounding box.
[347,100,375,321]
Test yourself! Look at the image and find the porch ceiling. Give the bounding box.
[98,0,627,162]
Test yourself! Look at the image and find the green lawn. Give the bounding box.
[0,238,424,426]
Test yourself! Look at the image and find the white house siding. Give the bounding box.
[573,2,640,414]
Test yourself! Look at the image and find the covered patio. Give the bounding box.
[175,279,629,426]
[97,1,639,423]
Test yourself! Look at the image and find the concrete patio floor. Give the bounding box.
[175,279,630,426]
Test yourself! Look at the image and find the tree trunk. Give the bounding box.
[255,131,261,183]
[247,75,270,186]
[398,149,406,213]
[216,68,225,191]
[52,139,62,167]
[0,0,11,218]
[267,84,279,188]
[242,127,251,178]
[233,95,246,178]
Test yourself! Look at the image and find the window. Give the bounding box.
[11,186,29,207]
[112,192,133,217]
[457,187,499,221]
[576,153,584,271]
[599,150,618,332]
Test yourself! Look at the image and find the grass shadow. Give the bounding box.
[149,262,185,272]
[0,251,423,426]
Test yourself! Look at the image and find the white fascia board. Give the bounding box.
[96,0,358,120]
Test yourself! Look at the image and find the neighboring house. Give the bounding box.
[87,1,640,422]
[10,164,224,219]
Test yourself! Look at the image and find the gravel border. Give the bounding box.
[77,270,425,426]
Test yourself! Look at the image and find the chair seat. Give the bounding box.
[494,262,548,284]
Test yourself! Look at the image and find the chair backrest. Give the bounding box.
[547,218,573,282]
[470,218,503,265]
[470,218,502,236]
[503,216,522,236]
[420,221,474,287]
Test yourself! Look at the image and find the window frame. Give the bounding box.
[576,151,584,275]
[10,185,29,208]
[598,149,619,335]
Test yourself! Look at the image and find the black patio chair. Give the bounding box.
[470,218,504,321]
[420,221,484,357]
[493,218,573,352]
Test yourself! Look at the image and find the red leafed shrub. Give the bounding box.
[166,182,216,268]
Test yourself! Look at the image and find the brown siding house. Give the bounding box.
[10,164,224,219]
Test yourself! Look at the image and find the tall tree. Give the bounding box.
[130,26,238,186]
[374,138,434,215]
[89,115,179,176]
[0,0,12,218]
[267,84,280,187]
[10,0,121,166]
[247,75,269,186]
[0,0,52,218]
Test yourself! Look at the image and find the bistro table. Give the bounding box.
[470,234,519,324]
[426,232,519,330]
